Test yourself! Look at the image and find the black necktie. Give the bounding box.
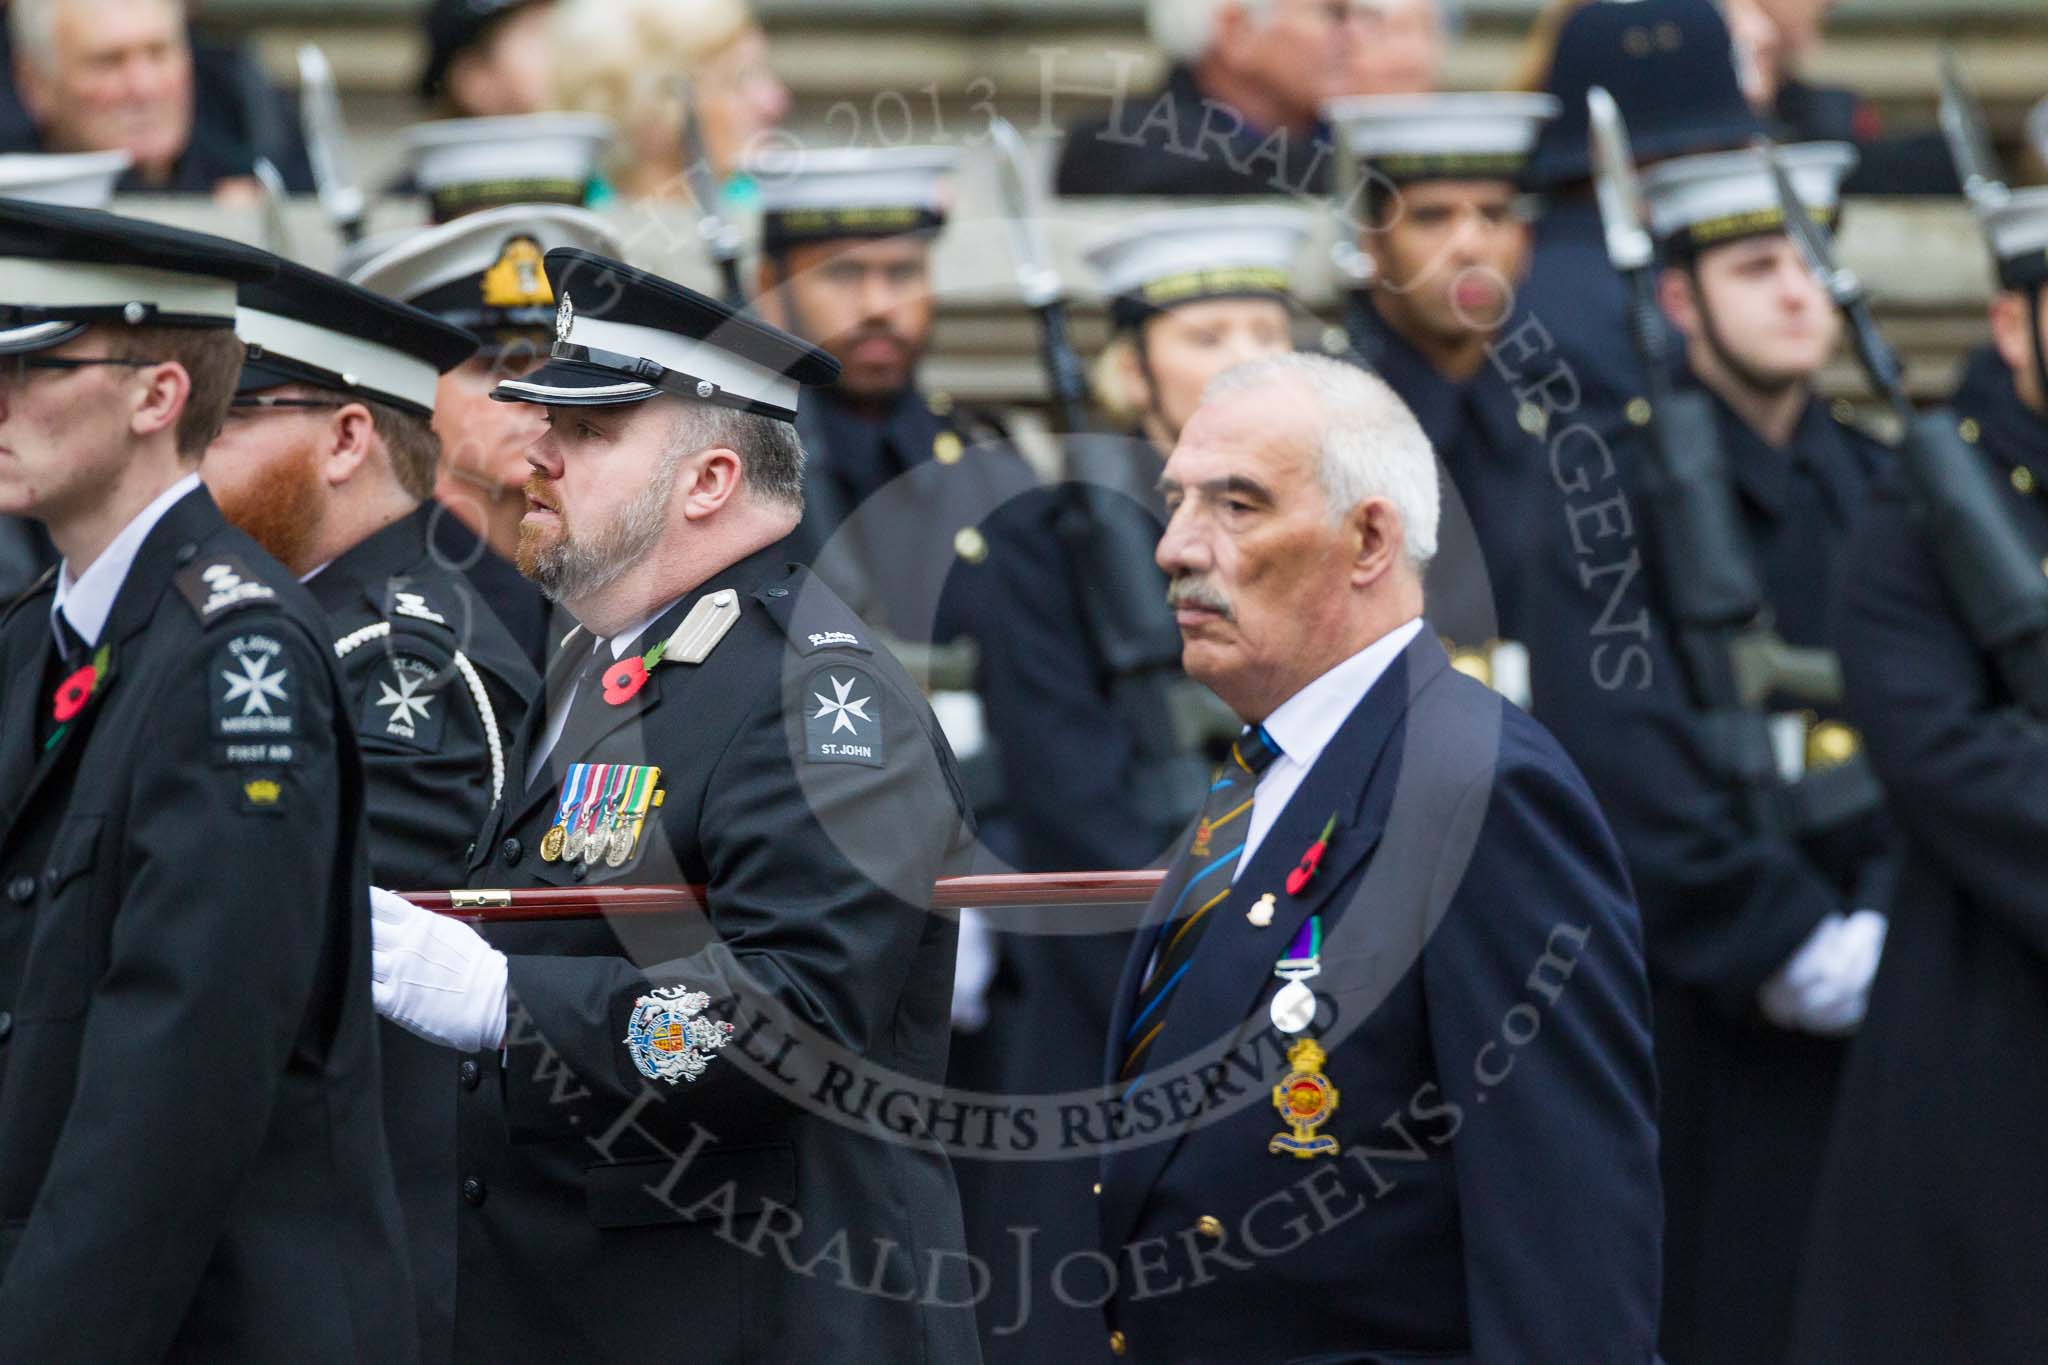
[1119,725,1284,1081]
[36,612,90,752]
[547,639,626,770]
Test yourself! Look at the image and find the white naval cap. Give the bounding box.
[1979,187,2048,290]
[0,150,131,208]
[1083,204,1311,330]
[347,203,625,353]
[1641,141,1858,256]
[1325,92,1560,184]
[403,113,614,223]
[490,248,839,419]
[745,146,956,251]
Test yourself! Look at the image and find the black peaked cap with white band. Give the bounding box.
[236,259,480,419]
[0,198,275,356]
[490,248,839,418]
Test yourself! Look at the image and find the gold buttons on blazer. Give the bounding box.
[954,527,988,563]
[1109,1331,1128,1356]
[933,431,964,465]
[1195,1215,1224,1239]
[2014,466,2037,496]
[1958,417,1981,444]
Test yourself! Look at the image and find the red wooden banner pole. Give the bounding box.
[403,870,1167,922]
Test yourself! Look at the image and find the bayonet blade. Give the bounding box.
[672,77,742,270]
[297,44,364,241]
[1588,87,1654,274]
[985,115,1063,309]
[250,157,293,258]
[1937,46,2008,209]
[1758,137,1863,310]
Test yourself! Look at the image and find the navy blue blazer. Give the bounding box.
[1095,632,1661,1364]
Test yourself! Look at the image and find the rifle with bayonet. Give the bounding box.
[297,45,365,247]
[1588,88,1847,832]
[984,115,1235,826]
[672,76,747,310]
[1937,46,2009,211]
[1763,139,2048,719]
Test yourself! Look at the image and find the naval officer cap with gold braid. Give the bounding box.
[1326,91,1560,198]
[1083,204,1312,334]
[347,203,625,360]
[1641,142,1859,262]
[745,146,956,256]
[490,248,838,417]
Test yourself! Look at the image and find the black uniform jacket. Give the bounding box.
[312,502,537,1365]
[451,541,983,1363]
[1792,349,2048,1363]
[1347,295,1558,647]
[1520,383,1895,1365]
[1096,632,1660,1364]
[0,487,416,1363]
[1055,63,1333,198]
[315,502,537,893]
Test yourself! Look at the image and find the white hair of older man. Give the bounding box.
[1203,351,1440,565]
[1146,0,1276,65]
[8,0,183,70]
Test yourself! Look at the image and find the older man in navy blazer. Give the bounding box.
[1094,354,1660,1364]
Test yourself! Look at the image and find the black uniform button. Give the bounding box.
[500,837,522,866]
[460,1059,482,1091]
[6,876,34,906]
[767,587,789,598]
[0,1012,12,1043]
[462,1177,487,1207]
[174,543,197,565]
[572,862,590,883]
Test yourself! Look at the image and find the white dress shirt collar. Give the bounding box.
[1259,617,1426,771]
[1238,617,1425,876]
[49,472,201,652]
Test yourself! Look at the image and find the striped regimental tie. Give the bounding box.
[1119,724,1283,1082]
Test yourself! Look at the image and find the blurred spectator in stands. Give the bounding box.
[3,0,309,197]
[553,0,786,204]
[1511,0,1778,105]
[1056,0,1364,197]
[1754,0,1960,194]
[421,0,555,118]
[1340,0,1445,98]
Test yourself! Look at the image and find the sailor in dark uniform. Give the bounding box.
[0,201,417,1363]
[350,203,625,672]
[360,249,983,1363]
[1792,189,2048,1364]
[199,258,539,1365]
[954,204,1311,1364]
[1516,0,1763,421]
[1520,141,1897,1365]
[747,145,1058,867]
[1326,90,1561,702]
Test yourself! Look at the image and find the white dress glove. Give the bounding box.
[1758,910,1888,1037]
[369,886,509,1053]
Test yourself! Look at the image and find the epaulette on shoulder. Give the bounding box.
[751,565,876,657]
[380,578,456,635]
[174,553,285,625]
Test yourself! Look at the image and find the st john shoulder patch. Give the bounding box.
[358,651,448,752]
[803,666,884,767]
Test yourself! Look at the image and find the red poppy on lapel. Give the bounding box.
[1286,813,1339,896]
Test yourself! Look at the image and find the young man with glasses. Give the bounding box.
[0,202,419,1362]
